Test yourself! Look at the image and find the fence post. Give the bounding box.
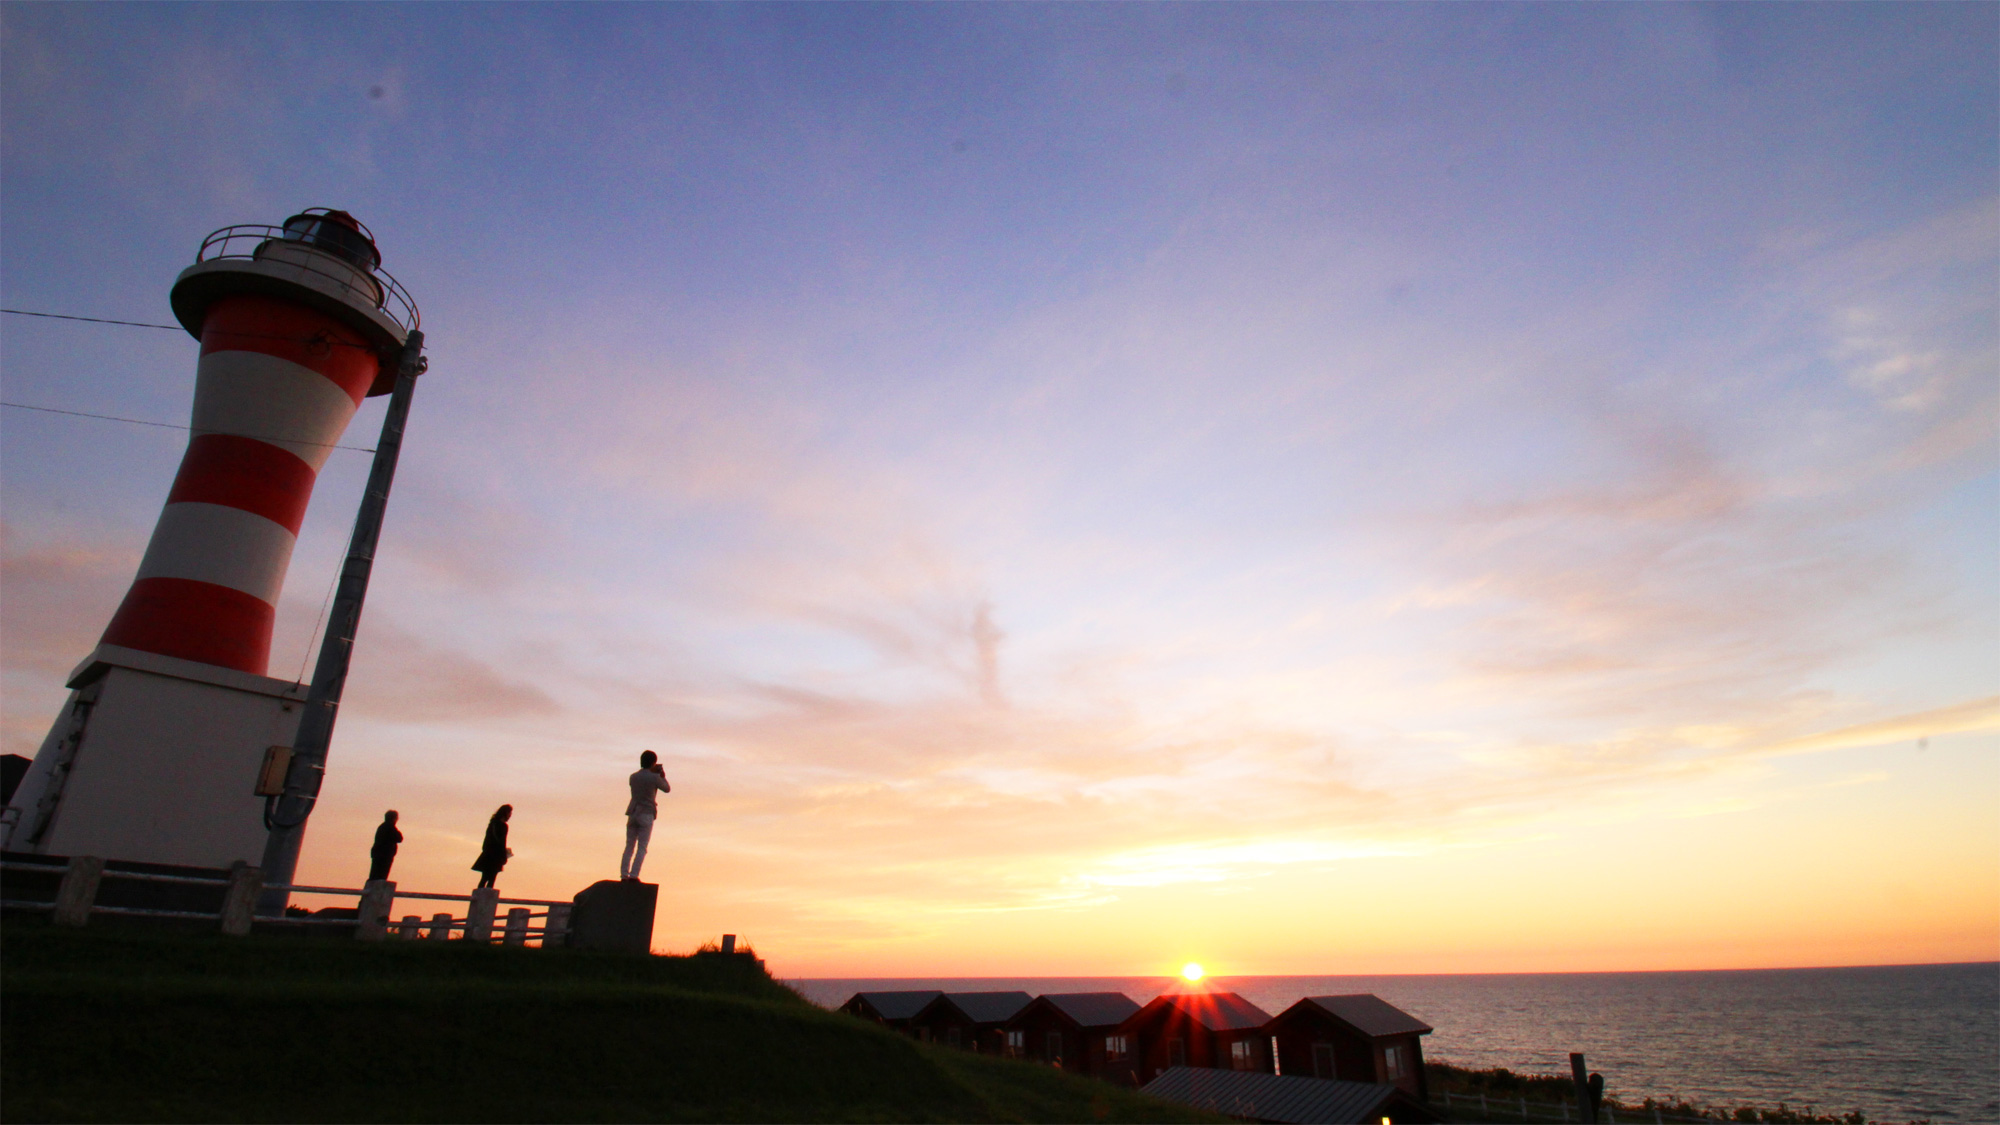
[503,906,529,946]
[1571,1053,1594,1124]
[1521,1095,1528,1120]
[399,915,423,940]
[542,902,570,948]
[427,912,452,941]
[219,862,262,936]
[466,887,498,942]
[52,855,105,927]
[1481,1092,1488,1116]
[355,879,396,940]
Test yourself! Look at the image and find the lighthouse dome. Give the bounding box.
[279,208,381,272]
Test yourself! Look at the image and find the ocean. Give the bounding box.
[788,962,1999,1123]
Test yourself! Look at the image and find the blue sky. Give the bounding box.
[3,3,1995,973]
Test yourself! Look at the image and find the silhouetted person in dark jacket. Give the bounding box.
[368,810,402,882]
[472,804,511,890]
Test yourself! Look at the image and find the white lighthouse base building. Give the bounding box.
[4,645,305,868]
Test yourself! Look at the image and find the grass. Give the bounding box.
[1,920,1222,1124]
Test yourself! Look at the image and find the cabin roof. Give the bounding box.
[1141,1067,1418,1125]
[848,990,942,1020]
[1036,992,1141,1028]
[1135,990,1273,1032]
[938,991,1034,1024]
[1297,994,1433,1038]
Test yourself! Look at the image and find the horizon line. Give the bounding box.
[784,958,1999,981]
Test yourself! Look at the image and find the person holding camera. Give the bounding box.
[621,751,671,881]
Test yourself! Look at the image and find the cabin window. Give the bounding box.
[1271,1037,1281,1076]
[1168,1038,1186,1067]
[1312,1043,1334,1079]
[1004,1030,1024,1057]
[1105,1035,1130,1060]
[1047,1031,1064,1062]
[1230,1039,1255,1070]
[1383,1044,1404,1079]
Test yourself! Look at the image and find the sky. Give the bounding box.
[1,3,1995,977]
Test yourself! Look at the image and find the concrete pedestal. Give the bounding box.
[2,645,306,867]
[568,879,656,954]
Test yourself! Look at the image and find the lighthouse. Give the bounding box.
[1,211,420,871]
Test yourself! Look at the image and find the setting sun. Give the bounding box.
[1181,962,1204,982]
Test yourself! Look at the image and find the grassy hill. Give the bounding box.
[1,921,1221,1123]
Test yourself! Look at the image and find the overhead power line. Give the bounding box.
[2,306,376,350]
[1,308,182,330]
[0,401,376,453]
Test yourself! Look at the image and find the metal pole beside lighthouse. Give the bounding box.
[261,328,425,896]
[1,211,421,873]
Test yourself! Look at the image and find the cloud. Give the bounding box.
[0,524,135,682]
[1068,837,1426,890]
[0,526,137,757]
[342,620,563,724]
[0,519,564,769]
[970,599,1005,707]
[1360,202,1996,727]
[1758,695,2000,758]
[327,193,1990,928]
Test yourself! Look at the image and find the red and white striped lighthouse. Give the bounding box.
[0,211,420,866]
[100,211,410,675]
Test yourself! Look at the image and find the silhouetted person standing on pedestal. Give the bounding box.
[621,751,671,881]
[473,804,511,890]
[368,810,402,882]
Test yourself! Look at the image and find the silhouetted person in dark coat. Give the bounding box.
[472,804,511,890]
[368,810,402,882]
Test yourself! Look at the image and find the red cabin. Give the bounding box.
[1116,990,1275,1085]
[907,991,1032,1052]
[1267,994,1433,1102]
[838,990,941,1034]
[1001,992,1142,1077]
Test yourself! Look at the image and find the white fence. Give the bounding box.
[1,856,570,947]
[1437,1088,1749,1124]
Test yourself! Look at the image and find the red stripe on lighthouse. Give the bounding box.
[200,294,380,405]
[164,434,316,535]
[100,291,381,676]
[100,577,277,674]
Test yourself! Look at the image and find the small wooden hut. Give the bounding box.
[1002,992,1142,1077]
[907,991,1032,1052]
[838,990,942,1033]
[1266,994,1432,1103]
[1116,990,1274,1085]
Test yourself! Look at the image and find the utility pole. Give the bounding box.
[260,330,426,906]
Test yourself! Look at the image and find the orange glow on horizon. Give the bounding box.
[284,732,2000,978]
[1181,962,1205,982]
